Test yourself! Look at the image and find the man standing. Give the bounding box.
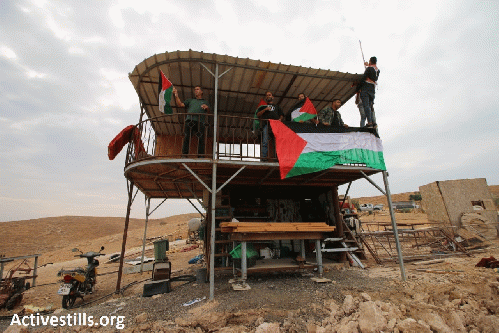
[256,91,283,160]
[289,93,319,124]
[357,56,380,127]
[318,99,348,128]
[355,92,366,127]
[173,86,210,156]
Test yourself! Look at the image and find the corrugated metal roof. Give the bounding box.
[129,50,362,135]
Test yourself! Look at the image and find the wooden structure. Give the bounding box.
[116,50,405,299]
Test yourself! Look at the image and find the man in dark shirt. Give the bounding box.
[173,86,210,156]
[357,56,380,127]
[256,91,283,160]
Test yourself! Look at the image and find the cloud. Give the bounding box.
[1,0,498,221]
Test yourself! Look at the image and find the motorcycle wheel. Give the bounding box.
[62,294,77,309]
[6,293,23,310]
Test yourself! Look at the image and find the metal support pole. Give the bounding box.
[315,239,323,277]
[140,197,151,273]
[186,198,205,218]
[300,240,306,259]
[116,181,135,292]
[382,171,406,281]
[360,171,386,196]
[241,242,247,281]
[33,256,38,287]
[209,63,220,300]
[341,182,352,209]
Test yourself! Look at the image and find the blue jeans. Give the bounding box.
[360,89,375,124]
[357,103,366,127]
[261,122,271,158]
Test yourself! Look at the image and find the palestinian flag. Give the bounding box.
[269,120,386,179]
[158,70,173,114]
[291,97,317,122]
[253,99,269,132]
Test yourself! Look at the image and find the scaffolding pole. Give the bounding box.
[382,171,406,281]
[116,181,135,292]
[209,63,220,300]
[140,197,151,273]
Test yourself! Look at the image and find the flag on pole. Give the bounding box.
[252,99,269,132]
[269,120,386,179]
[158,70,173,114]
[291,97,317,122]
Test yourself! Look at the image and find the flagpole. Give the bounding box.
[359,40,366,65]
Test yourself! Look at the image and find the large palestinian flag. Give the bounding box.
[291,97,317,122]
[269,120,386,179]
[158,70,173,114]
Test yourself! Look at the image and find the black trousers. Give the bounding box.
[182,120,205,155]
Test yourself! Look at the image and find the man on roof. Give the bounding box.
[357,56,380,128]
[318,99,348,128]
[255,91,284,160]
[173,86,210,157]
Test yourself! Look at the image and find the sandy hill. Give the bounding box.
[354,191,418,206]
[0,214,200,265]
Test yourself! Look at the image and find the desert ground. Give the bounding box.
[1,191,499,332]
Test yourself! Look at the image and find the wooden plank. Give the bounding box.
[230,227,335,233]
[230,231,325,241]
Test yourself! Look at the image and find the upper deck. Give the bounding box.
[123,50,383,199]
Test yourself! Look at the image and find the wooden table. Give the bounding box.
[221,222,336,281]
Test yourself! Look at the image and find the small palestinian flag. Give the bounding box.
[253,99,269,132]
[269,120,386,179]
[158,70,173,114]
[291,97,317,122]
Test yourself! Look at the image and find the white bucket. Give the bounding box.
[260,247,272,259]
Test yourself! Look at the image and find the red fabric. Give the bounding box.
[269,120,307,179]
[108,125,146,160]
[160,70,172,91]
[476,256,497,268]
[257,99,267,107]
[300,97,317,115]
[132,128,146,159]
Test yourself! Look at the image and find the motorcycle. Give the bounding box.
[57,246,105,309]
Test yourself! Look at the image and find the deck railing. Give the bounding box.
[125,113,274,165]
[125,113,371,168]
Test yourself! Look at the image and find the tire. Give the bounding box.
[62,294,77,309]
[6,293,23,310]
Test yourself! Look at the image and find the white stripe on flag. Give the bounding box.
[297,132,383,154]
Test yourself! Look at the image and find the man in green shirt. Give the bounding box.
[318,99,349,128]
[173,86,210,156]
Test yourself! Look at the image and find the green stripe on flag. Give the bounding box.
[286,149,386,178]
[292,112,316,122]
[161,86,173,114]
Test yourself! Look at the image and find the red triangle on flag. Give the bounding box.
[160,70,172,91]
[300,97,317,115]
[257,99,267,107]
[269,120,308,179]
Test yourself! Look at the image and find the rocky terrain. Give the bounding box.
[1,200,499,332]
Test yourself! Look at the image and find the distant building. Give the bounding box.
[419,178,497,230]
[391,201,418,210]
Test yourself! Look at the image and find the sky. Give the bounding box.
[1,0,498,222]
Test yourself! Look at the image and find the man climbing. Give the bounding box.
[357,56,380,128]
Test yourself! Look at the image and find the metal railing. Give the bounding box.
[124,113,372,167]
[125,113,276,165]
